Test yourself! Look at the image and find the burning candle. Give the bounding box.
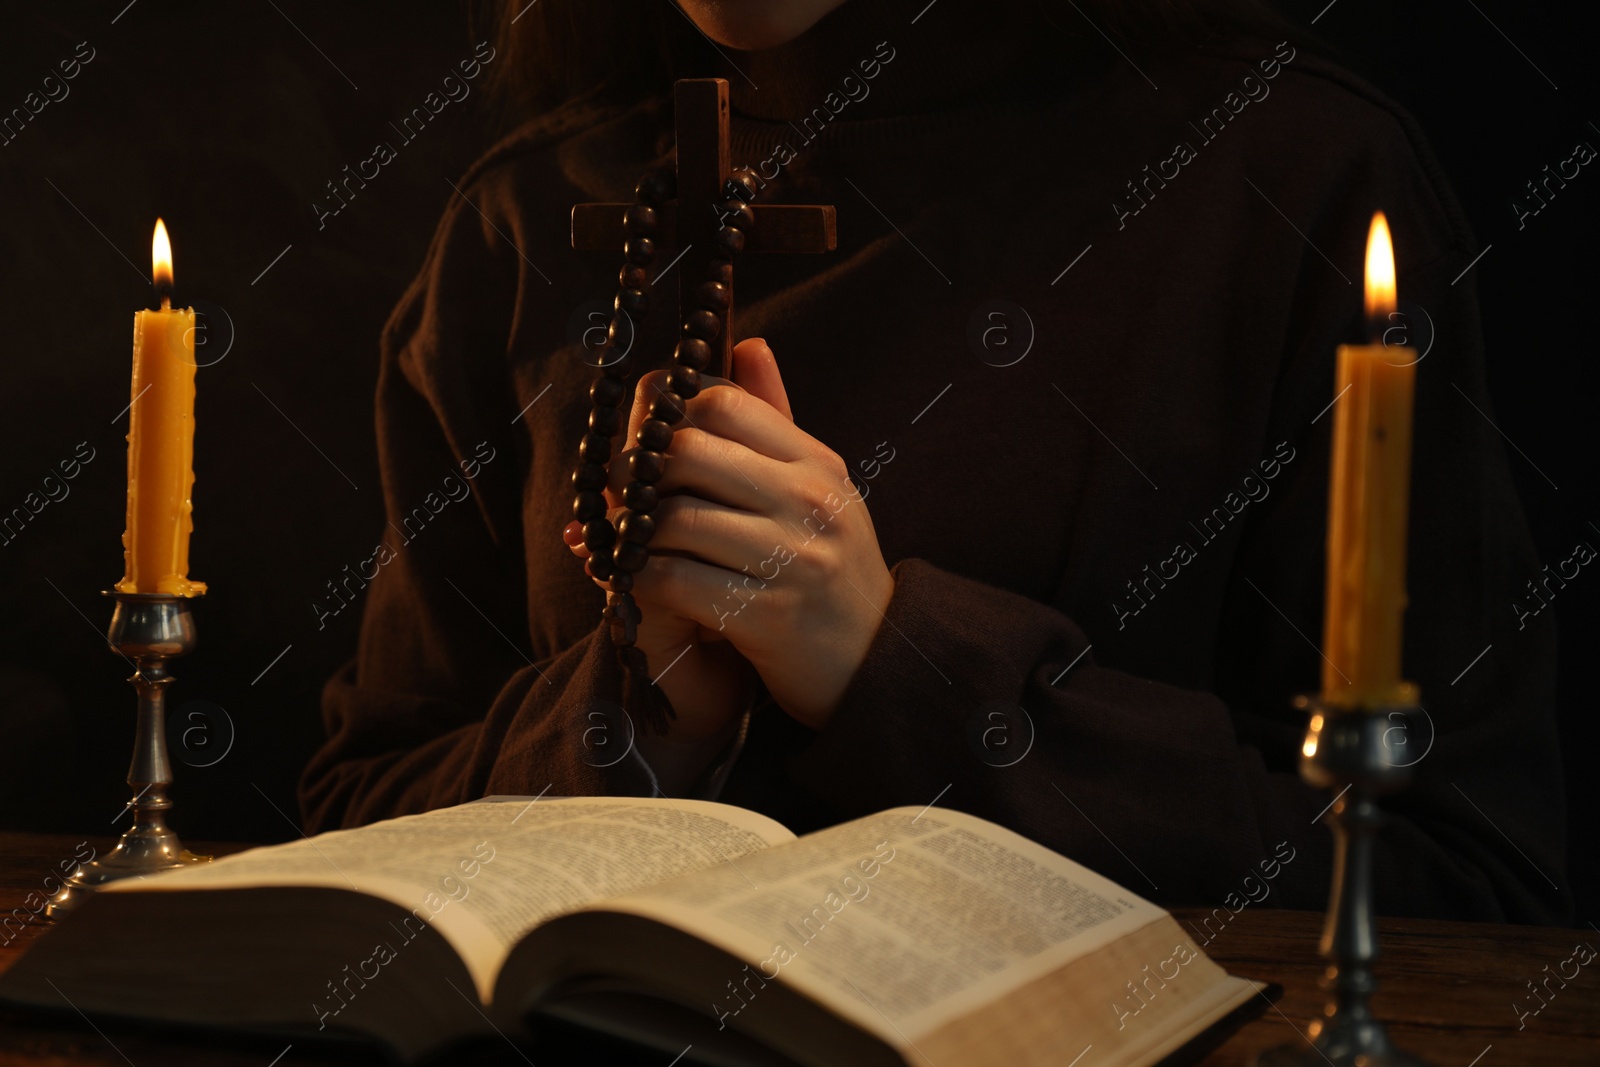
[116,218,206,596]
[1321,212,1415,708]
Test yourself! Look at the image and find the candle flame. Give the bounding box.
[1302,714,1323,758]
[152,218,174,292]
[1364,211,1396,321]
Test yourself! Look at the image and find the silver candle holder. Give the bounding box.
[1256,692,1431,1067]
[46,591,211,918]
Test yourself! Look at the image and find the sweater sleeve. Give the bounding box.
[793,529,1563,925]
[297,158,665,833]
[788,208,1568,927]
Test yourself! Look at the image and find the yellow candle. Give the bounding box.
[116,218,205,596]
[1321,212,1414,708]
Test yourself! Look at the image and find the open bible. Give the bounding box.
[0,797,1262,1065]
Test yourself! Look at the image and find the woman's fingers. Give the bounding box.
[626,371,812,465]
[567,507,627,560]
[686,384,814,462]
[621,335,794,457]
[646,494,787,573]
[652,427,782,511]
[569,493,786,615]
[581,479,808,608]
[608,375,812,503]
[731,337,791,421]
[563,520,589,559]
[651,429,767,509]
[575,341,825,560]
[628,553,755,637]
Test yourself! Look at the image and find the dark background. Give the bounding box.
[1,2,1594,919]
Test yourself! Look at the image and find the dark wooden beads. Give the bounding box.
[717,199,755,232]
[725,167,760,202]
[606,314,632,347]
[624,237,655,265]
[572,461,607,491]
[629,449,666,484]
[615,288,648,320]
[675,338,711,371]
[568,161,760,654]
[667,368,701,399]
[684,310,721,341]
[622,482,659,513]
[613,540,650,573]
[623,204,658,237]
[582,519,617,553]
[649,392,687,425]
[635,168,676,207]
[590,377,625,407]
[696,281,730,312]
[619,512,656,543]
[638,418,674,452]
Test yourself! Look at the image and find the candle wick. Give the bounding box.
[160,295,172,311]
[1366,312,1386,347]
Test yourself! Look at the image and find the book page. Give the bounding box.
[108,796,793,1000]
[589,806,1162,1044]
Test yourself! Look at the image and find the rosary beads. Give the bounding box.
[570,163,760,662]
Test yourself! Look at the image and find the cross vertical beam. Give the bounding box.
[571,78,838,380]
[674,79,732,376]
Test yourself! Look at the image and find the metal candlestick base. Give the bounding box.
[46,592,211,918]
[1256,695,1431,1067]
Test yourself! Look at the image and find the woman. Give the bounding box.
[300,0,1568,924]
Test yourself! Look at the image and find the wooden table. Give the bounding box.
[1,833,1595,1065]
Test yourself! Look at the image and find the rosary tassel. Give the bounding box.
[607,621,677,737]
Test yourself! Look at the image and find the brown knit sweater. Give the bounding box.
[299,4,1568,924]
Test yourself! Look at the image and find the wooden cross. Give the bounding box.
[571,78,837,377]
